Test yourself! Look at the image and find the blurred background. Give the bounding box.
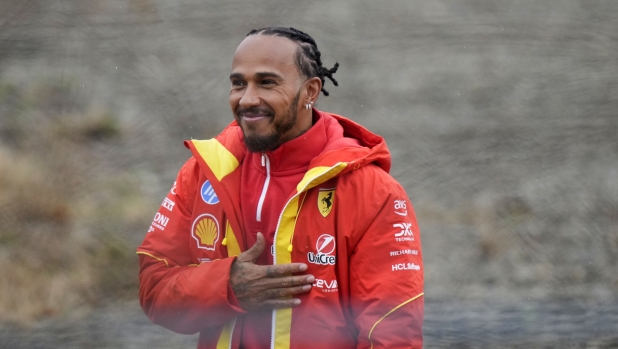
[0,0,617,347]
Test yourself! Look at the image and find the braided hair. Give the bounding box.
[247,27,339,96]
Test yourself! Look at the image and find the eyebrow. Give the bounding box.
[229,71,283,80]
[229,72,244,80]
[256,71,283,80]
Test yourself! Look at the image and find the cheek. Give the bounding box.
[269,96,292,112]
[229,94,240,111]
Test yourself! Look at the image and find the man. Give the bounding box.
[137,27,424,349]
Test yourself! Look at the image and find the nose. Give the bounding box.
[238,85,260,109]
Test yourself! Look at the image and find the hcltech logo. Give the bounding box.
[392,263,421,271]
[307,234,336,265]
[201,180,219,204]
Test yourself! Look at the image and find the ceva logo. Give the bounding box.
[312,278,338,292]
[307,234,336,265]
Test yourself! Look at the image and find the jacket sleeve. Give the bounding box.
[348,170,424,349]
[137,159,245,335]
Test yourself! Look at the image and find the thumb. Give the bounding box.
[237,232,266,263]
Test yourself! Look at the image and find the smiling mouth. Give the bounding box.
[242,115,268,122]
[239,110,274,123]
[237,107,273,123]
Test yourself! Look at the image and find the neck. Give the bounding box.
[295,109,315,135]
[280,109,314,144]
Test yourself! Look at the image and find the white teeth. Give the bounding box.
[243,115,266,121]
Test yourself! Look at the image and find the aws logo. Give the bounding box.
[191,214,220,250]
[318,188,335,217]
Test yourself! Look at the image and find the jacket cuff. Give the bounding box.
[227,282,244,312]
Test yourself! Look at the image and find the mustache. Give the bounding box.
[235,106,274,117]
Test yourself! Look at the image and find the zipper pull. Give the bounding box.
[261,152,266,166]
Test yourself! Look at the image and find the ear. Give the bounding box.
[304,77,322,104]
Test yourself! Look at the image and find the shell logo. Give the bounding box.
[191,214,219,250]
[196,219,217,245]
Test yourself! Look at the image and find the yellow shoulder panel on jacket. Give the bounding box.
[192,139,240,181]
[296,163,347,193]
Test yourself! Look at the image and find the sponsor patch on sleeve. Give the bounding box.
[391,262,421,271]
[150,212,169,231]
[191,214,220,250]
[161,197,175,211]
[394,199,408,216]
[201,180,220,205]
[393,222,414,242]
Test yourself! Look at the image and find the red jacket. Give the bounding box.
[137,110,424,349]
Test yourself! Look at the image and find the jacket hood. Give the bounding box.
[312,110,391,175]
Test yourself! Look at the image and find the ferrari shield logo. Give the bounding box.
[318,188,335,217]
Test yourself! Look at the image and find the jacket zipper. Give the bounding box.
[270,163,342,349]
[256,153,271,222]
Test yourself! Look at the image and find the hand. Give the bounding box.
[230,233,314,311]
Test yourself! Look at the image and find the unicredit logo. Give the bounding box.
[308,252,336,265]
[316,234,336,254]
[307,234,336,265]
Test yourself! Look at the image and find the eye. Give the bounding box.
[261,79,276,86]
[231,80,246,88]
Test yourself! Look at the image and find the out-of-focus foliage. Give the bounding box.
[0,78,145,323]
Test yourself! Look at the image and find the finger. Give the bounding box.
[264,284,313,299]
[237,232,266,263]
[265,263,309,278]
[271,275,315,288]
[260,274,315,288]
[240,274,313,296]
[260,298,303,310]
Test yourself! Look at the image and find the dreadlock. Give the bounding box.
[247,27,339,96]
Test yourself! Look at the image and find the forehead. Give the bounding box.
[231,34,300,77]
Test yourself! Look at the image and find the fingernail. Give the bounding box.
[299,264,308,271]
[293,299,301,305]
[303,285,312,291]
[306,275,315,283]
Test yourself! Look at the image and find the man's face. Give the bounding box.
[229,34,307,152]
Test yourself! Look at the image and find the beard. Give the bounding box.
[238,90,301,152]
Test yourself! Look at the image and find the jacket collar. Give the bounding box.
[186,108,392,182]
